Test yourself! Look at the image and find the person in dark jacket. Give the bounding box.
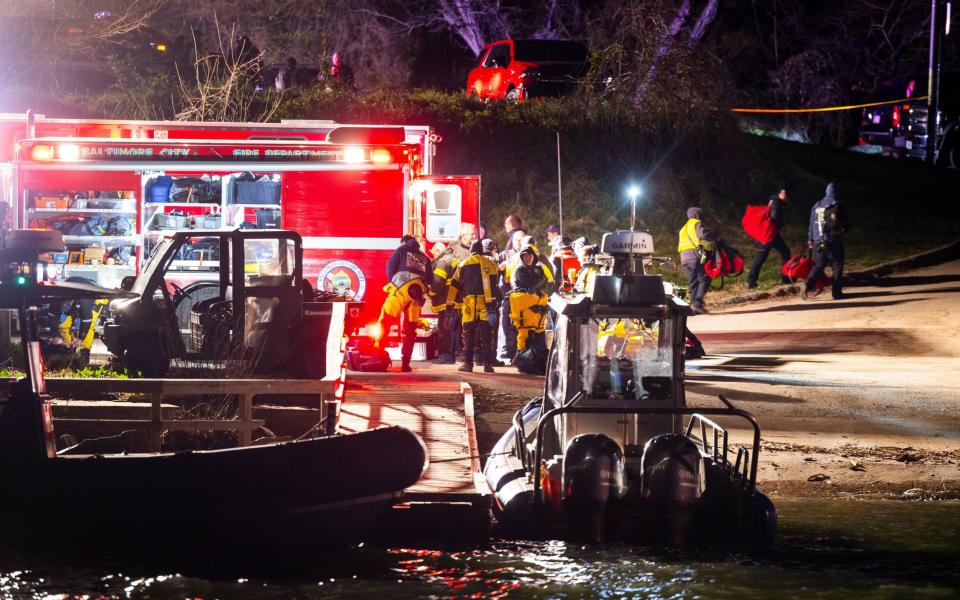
[447,241,502,373]
[451,222,476,262]
[801,182,848,301]
[377,235,432,371]
[275,56,298,90]
[677,207,718,314]
[747,188,792,288]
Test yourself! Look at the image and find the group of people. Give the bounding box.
[217,35,355,92]
[376,181,849,372]
[678,182,849,314]
[273,52,355,91]
[376,215,587,374]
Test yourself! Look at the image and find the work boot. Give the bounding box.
[483,364,495,373]
[458,363,473,373]
[400,363,412,373]
[433,353,455,364]
[799,281,808,301]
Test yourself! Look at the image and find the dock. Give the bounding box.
[339,372,491,540]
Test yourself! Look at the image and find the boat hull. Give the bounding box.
[0,426,428,548]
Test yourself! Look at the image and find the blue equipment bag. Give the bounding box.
[148,176,174,203]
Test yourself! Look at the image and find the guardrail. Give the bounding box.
[14,377,337,452]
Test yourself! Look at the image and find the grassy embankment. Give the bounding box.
[275,89,960,291]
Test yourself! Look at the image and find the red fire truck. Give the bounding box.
[1,114,479,332]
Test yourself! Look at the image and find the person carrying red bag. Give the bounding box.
[746,188,791,289]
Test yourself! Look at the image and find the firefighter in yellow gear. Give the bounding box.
[59,297,108,350]
[509,245,551,354]
[428,242,458,363]
[377,235,433,372]
[446,241,501,373]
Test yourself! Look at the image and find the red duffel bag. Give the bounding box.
[782,253,831,289]
[742,204,776,244]
[704,245,745,279]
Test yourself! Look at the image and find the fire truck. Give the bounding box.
[0,114,480,335]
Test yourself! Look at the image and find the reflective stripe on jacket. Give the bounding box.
[447,253,502,305]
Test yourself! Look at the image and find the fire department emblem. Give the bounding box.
[318,260,367,299]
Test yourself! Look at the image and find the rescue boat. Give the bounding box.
[0,230,428,550]
[484,230,776,544]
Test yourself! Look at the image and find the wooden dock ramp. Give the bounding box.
[339,372,490,541]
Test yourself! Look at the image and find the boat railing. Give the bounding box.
[511,408,529,471]
[3,376,338,453]
[530,396,762,509]
[684,407,755,488]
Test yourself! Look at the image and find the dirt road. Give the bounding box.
[687,259,960,497]
[463,259,960,499]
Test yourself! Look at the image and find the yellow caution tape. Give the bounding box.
[731,96,929,114]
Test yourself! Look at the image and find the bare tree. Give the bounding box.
[174,24,281,123]
[633,0,720,106]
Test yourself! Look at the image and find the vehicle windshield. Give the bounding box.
[513,40,587,63]
[132,237,173,294]
[579,317,674,401]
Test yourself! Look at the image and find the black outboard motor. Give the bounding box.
[562,433,625,542]
[640,434,705,545]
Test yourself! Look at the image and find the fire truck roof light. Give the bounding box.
[57,143,81,161]
[343,146,365,163]
[370,148,392,165]
[30,145,54,161]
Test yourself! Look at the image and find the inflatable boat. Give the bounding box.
[484,230,776,544]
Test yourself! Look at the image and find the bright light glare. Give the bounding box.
[57,144,81,161]
[343,146,365,163]
[30,145,54,161]
[370,148,392,164]
[370,324,383,340]
[627,185,641,198]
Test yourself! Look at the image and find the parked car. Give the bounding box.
[905,73,960,168]
[466,39,588,102]
[858,77,921,156]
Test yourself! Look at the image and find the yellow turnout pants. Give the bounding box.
[510,291,548,352]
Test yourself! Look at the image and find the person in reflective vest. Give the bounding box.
[677,207,717,314]
[428,242,458,364]
[377,235,433,372]
[447,241,502,373]
[510,245,550,359]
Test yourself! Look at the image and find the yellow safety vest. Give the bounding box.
[677,219,701,253]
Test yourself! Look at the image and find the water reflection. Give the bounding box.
[0,498,956,599]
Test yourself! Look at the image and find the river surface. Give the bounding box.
[0,498,957,599]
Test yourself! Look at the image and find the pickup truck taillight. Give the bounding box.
[892,105,901,129]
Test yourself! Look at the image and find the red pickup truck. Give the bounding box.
[466,39,588,102]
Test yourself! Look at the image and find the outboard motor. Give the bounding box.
[562,434,625,542]
[640,434,705,545]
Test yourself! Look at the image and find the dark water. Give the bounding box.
[1,498,957,599]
